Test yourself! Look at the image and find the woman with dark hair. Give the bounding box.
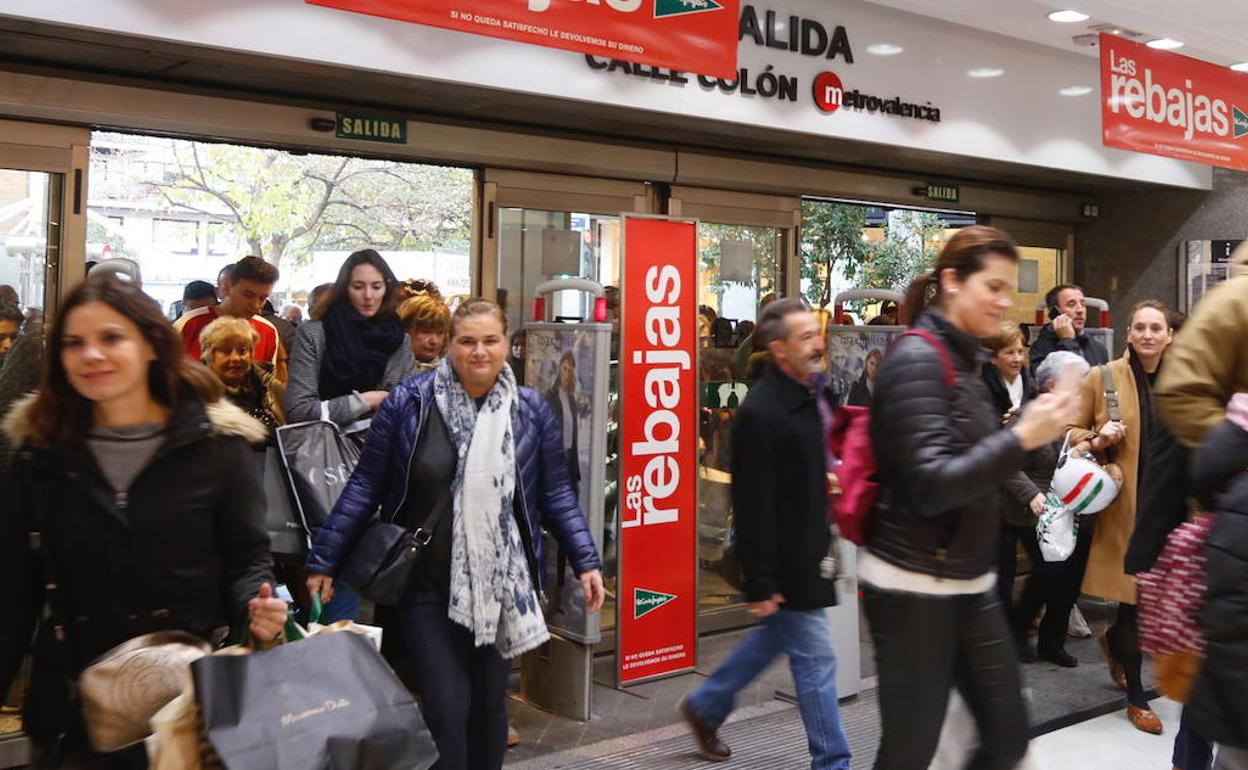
[0,275,285,769]
[846,348,882,407]
[1068,299,1175,735]
[305,299,604,770]
[286,249,415,428]
[863,226,1079,770]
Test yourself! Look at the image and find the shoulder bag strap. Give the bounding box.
[1101,364,1122,423]
[900,329,957,388]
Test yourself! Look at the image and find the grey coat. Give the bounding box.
[285,318,416,426]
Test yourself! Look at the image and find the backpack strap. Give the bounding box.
[899,329,957,388]
[1101,364,1122,423]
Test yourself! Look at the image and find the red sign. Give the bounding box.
[617,216,699,685]
[1101,33,1248,171]
[307,0,739,79]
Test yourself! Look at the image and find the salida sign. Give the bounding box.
[1101,33,1248,171]
[617,216,698,685]
[307,0,739,78]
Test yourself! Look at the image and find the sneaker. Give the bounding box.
[1067,606,1093,639]
[677,696,731,762]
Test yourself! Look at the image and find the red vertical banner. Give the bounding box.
[617,216,699,685]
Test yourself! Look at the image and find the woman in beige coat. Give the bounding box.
[1068,299,1173,735]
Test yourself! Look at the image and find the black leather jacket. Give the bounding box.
[867,310,1026,579]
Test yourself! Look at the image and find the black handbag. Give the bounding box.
[339,504,445,605]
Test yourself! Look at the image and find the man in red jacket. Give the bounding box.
[174,256,283,376]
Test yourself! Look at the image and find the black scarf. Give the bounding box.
[1127,344,1161,479]
[318,302,405,400]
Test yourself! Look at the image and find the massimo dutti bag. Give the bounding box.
[192,630,437,770]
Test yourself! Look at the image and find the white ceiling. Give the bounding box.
[860,0,1248,68]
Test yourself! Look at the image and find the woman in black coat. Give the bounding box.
[864,227,1079,770]
[0,275,284,769]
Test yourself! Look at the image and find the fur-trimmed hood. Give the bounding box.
[3,391,268,449]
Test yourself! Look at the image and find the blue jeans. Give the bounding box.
[686,608,852,770]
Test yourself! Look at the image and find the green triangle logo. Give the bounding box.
[634,588,677,619]
[1234,106,1248,140]
[654,0,724,19]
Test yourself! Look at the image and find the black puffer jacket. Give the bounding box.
[868,310,1026,579]
[0,393,275,743]
[1186,418,1248,748]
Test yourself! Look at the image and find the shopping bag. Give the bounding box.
[1036,492,1078,562]
[192,630,436,770]
[256,447,307,556]
[276,418,362,538]
[148,690,221,770]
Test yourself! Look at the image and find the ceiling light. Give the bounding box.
[1047,10,1090,23]
[1147,38,1183,50]
[867,43,904,56]
[1231,62,1248,72]
[1061,85,1093,96]
[968,67,1005,78]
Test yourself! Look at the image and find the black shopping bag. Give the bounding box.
[276,420,362,538]
[255,447,307,557]
[192,631,436,770]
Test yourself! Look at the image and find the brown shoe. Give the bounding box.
[677,696,731,762]
[1127,705,1163,735]
[507,724,520,748]
[1099,633,1128,691]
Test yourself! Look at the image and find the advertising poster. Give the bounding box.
[525,326,601,641]
[307,0,739,78]
[825,328,897,409]
[617,216,698,685]
[1101,33,1248,171]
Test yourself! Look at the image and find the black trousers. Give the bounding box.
[1011,516,1097,655]
[864,585,1029,770]
[401,591,511,770]
[996,522,1045,611]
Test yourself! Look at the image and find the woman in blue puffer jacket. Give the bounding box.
[305,298,604,770]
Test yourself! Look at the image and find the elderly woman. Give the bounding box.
[1005,351,1091,667]
[200,316,285,438]
[398,291,451,372]
[305,299,604,770]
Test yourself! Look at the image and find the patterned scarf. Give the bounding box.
[434,358,548,658]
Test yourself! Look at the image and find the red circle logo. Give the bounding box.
[813,72,845,113]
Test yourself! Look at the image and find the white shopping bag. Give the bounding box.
[1036,492,1077,563]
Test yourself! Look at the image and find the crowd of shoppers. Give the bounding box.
[0,229,1246,770]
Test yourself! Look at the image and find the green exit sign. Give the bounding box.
[336,112,407,144]
[925,182,960,204]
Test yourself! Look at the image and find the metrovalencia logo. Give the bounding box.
[634,588,678,619]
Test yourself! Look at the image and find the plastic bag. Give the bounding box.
[1036,492,1078,563]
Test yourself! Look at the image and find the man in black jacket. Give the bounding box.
[1029,284,1109,374]
[679,298,850,770]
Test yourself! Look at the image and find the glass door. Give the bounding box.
[0,120,88,769]
[669,187,799,632]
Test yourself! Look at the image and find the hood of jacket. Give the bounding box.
[4,390,268,452]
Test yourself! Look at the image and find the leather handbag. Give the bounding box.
[78,631,213,752]
[338,516,439,606]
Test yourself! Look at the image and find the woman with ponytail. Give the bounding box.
[863,226,1080,770]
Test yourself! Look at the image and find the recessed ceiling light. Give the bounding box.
[1060,85,1093,96]
[968,67,1005,78]
[1147,38,1183,50]
[867,43,904,56]
[1231,62,1248,72]
[1047,10,1090,23]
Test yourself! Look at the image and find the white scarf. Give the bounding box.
[434,359,549,658]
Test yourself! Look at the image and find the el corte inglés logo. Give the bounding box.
[634,588,678,619]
